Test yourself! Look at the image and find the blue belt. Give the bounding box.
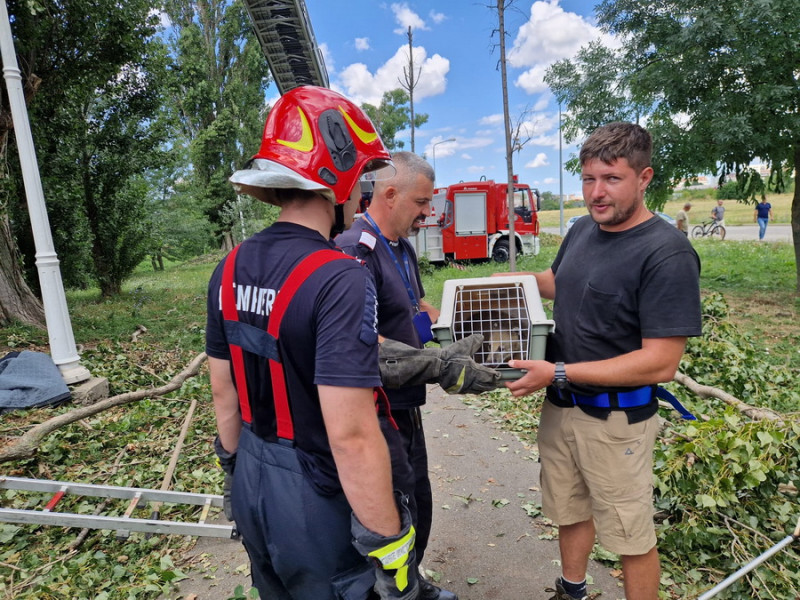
[558,385,696,420]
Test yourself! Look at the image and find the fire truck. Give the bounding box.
[412,177,541,263]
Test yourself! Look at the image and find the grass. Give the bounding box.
[0,232,797,599]
[536,190,795,228]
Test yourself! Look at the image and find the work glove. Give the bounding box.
[214,436,236,522]
[379,333,501,394]
[351,494,419,600]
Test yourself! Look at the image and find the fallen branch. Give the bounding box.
[0,352,208,463]
[131,325,147,342]
[673,371,784,424]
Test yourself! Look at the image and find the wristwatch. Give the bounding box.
[553,362,568,389]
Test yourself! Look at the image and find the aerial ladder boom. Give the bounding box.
[242,0,329,94]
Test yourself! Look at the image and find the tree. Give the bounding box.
[362,89,428,151]
[546,0,800,291]
[161,0,271,245]
[3,0,172,298]
[0,213,45,326]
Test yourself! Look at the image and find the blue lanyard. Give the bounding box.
[362,212,420,312]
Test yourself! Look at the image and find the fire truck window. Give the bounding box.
[441,199,454,228]
[454,192,487,235]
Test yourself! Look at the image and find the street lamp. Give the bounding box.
[432,137,456,172]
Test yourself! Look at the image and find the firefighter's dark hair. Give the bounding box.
[579,122,652,174]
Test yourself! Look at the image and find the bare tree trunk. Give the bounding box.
[407,27,416,154]
[400,26,422,155]
[0,212,45,327]
[497,0,517,272]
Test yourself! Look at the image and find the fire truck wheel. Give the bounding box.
[492,239,510,263]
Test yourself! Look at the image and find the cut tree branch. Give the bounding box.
[673,371,785,424]
[0,352,208,463]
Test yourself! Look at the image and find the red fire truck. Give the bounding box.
[412,177,541,263]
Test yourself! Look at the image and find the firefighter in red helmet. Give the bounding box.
[206,86,417,600]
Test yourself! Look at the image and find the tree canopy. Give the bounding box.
[161,0,271,243]
[4,0,170,296]
[545,0,800,291]
[1,0,272,308]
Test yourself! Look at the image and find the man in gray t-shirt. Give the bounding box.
[711,199,726,227]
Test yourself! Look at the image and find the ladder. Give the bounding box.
[242,0,329,95]
[0,476,236,539]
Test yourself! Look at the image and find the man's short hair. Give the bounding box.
[684,202,692,209]
[375,151,435,194]
[579,122,652,174]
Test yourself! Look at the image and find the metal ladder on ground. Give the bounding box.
[0,476,236,539]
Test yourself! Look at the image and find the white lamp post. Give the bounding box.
[1,1,90,384]
[432,137,456,173]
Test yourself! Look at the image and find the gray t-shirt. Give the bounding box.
[549,214,702,397]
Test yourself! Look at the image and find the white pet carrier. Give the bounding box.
[432,275,555,380]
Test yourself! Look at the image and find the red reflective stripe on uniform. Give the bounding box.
[267,250,354,439]
[221,244,253,424]
[374,387,398,430]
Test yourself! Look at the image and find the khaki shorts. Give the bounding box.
[538,400,659,556]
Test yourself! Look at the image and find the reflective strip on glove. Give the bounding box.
[445,366,467,394]
[367,525,416,591]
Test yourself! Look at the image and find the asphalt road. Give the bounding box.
[543,223,793,243]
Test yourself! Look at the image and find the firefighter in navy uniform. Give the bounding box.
[206,86,418,600]
[337,151,456,600]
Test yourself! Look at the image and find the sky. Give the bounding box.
[279,0,618,197]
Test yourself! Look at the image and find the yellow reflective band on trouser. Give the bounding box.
[367,526,416,591]
[445,366,467,394]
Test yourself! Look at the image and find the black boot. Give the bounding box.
[418,577,458,600]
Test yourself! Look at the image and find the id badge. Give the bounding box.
[413,310,433,344]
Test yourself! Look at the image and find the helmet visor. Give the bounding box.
[360,159,396,182]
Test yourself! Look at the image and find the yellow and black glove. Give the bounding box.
[351,494,419,599]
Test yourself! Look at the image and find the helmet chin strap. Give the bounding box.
[331,204,346,237]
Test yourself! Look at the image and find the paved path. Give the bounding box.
[543,223,793,243]
[161,386,626,600]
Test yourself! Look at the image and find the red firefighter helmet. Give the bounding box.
[230,86,393,205]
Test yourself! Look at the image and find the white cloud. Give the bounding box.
[319,43,334,74]
[515,64,551,95]
[526,152,550,168]
[454,136,494,150]
[337,45,450,105]
[355,37,370,51]
[467,165,488,173]
[530,132,562,149]
[461,153,473,160]
[480,114,504,125]
[508,0,619,95]
[533,95,550,111]
[391,3,428,34]
[543,177,557,184]
[425,137,458,159]
[429,10,446,24]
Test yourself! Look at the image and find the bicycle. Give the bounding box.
[691,220,726,240]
